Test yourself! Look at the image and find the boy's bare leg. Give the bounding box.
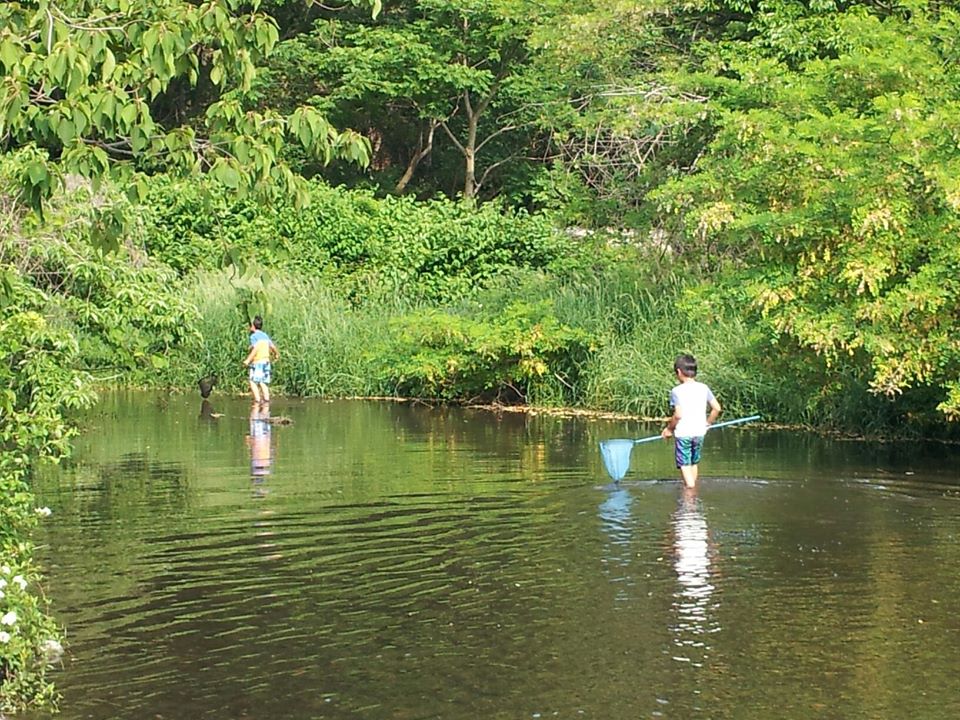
[249,381,261,403]
[260,384,270,403]
[680,464,698,489]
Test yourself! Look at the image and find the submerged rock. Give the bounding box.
[198,374,218,398]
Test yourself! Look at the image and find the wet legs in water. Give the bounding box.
[249,379,271,404]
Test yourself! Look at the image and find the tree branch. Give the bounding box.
[476,153,518,191]
[475,123,518,153]
[439,119,466,155]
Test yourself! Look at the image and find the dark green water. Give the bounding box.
[29,391,960,719]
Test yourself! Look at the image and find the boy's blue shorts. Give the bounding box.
[675,436,703,468]
[249,361,271,385]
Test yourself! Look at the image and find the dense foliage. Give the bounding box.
[253,0,565,201]
[238,0,960,420]
[140,175,569,301]
[0,0,372,228]
[0,148,193,712]
[651,4,960,421]
[0,170,97,710]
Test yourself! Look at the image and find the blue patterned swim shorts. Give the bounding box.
[675,436,703,468]
[249,361,271,385]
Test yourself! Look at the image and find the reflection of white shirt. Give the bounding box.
[671,500,716,666]
[669,381,715,438]
[674,509,712,601]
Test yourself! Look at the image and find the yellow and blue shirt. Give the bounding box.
[249,329,273,363]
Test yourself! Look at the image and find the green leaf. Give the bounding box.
[130,126,148,152]
[0,40,19,70]
[211,159,241,188]
[101,47,116,81]
[26,161,47,187]
[72,105,88,136]
[119,102,138,129]
[51,52,69,86]
[56,118,75,145]
[3,91,24,127]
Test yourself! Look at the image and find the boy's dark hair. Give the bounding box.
[674,354,698,378]
[252,316,264,330]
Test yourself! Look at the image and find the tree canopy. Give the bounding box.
[0,0,373,216]
[651,4,960,417]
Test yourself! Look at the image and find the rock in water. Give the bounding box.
[198,374,217,398]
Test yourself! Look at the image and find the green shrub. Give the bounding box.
[141,177,573,303]
[0,293,95,714]
[375,300,593,404]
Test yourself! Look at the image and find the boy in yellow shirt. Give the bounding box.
[243,316,279,403]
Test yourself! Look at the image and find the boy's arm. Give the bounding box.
[707,397,722,426]
[661,408,681,438]
[270,341,279,360]
[243,347,256,366]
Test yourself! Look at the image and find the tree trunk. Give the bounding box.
[394,120,436,194]
[440,87,495,202]
[462,91,480,200]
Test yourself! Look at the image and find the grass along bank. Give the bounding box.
[152,266,772,422]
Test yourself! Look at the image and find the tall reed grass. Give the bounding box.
[154,264,905,432]
[161,270,399,398]
[441,266,775,418]
[551,271,771,418]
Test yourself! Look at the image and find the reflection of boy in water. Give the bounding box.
[246,403,273,485]
[669,487,718,672]
[673,488,712,600]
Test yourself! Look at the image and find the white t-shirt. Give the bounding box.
[669,380,716,438]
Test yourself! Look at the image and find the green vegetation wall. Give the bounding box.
[141,176,570,303]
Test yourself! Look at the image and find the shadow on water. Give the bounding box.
[26,391,960,720]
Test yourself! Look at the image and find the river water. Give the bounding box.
[28,391,960,719]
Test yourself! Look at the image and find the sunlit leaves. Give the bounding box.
[0,0,374,214]
[653,7,960,417]
[382,300,591,403]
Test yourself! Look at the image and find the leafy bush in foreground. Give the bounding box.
[0,297,96,713]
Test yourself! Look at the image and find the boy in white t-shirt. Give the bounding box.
[661,354,722,488]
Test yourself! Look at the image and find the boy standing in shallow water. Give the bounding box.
[243,316,279,404]
[661,354,722,488]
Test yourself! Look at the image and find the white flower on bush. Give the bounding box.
[0,631,10,643]
[0,589,4,599]
[0,565,9,575]
[35,506,52,517]
[40,638,64,662]
[12,575,26,590]
[1,610,17,626]
[0,578,6,590]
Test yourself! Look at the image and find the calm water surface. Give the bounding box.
[29,391,960,719]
